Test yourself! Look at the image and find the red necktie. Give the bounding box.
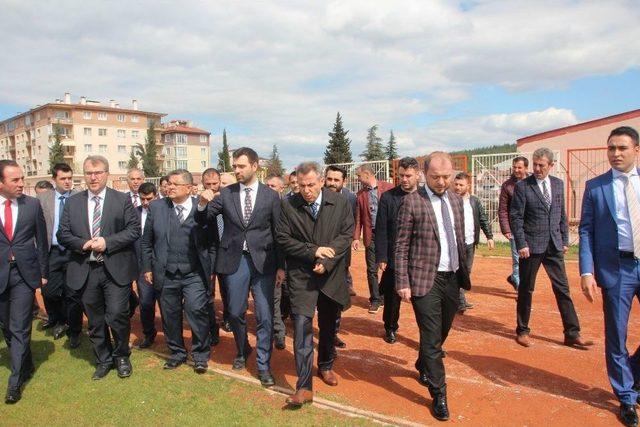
[4,199,12,241]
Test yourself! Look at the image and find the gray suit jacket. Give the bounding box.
[37,188,78,250]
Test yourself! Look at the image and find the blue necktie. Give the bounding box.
[309,202,318,219]
[57,195,66,251]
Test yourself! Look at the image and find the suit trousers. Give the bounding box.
[458,244,475,307]
[380,268,401,332]
[81,264,131,366]
[213,275,230,323]
[273,280,290,340]
[224,253,275,371]
[602,257,640,405]
[160,271,211,363]
[516,245,580,338]
[0,265,35,389]
[365,235,381,304]
[292,292,341,391]
[412,271,459,397]
[205,276,219,336]
[136,274,159,338]
[42,246,68,324]
[509,238,520,288]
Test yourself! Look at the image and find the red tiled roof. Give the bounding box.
[162,125,210,135]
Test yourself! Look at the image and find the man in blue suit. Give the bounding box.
[580,126,640,427]
[196,147,284,388]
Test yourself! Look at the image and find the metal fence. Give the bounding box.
[324,160,390,193]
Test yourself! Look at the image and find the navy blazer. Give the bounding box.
[0,195,49,293]
[194,182,283,275]
[510,174,568,254]
[374,186,411,270]
[141,197,215,290]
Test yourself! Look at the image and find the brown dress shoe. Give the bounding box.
[516,334,532,347]
[318,369,338,386]
[564,336,594,350]
[286,389,313,407]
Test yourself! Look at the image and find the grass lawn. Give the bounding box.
[0,326,372,426]
[474,241,579,261]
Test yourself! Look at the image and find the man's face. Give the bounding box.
[298,171,324,203]
[512,160,528,180]
[425,157,453,195]
[452,178,470,196]
[0,166,25,199]
[289,175,299,193]
[398,167,418,193]
[233,155,258,184]
[167,174,192,202]
[139,192,156,209]
[83,161,109,194]
[266,177,283,193]
[532,156,553,180]
[356,170,372,186]
[160,180,169,197]
[324,170,344,193]
[54,170,73,193]
[127,170,144,193]
[202,173,221,192]
[607,134,639,173]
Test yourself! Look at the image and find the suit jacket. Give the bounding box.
[510,175,568,254]
[353,180,394,247]
[57,188,140,290]
[374,186,411,270]
[37,188,78,250]
[579,169,637,289]
[339,187,357,221]
[276,188,354,317]
[394,188,470,297]
[498,175,518,236]
[194,182,282,275]
[140,197,214,291]
[469,195,493,246]
[0,195,49,293]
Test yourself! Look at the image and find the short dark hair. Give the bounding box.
[159,175,169,185]
[0,160,19,182]
[608,126,639,146]
[397,157,419,171]
[138,182,157,196]
[325,165,347,180]
[202,168,221,178]
[52,162,73,178]
[232,147,259,164]
[455,172,470,181]
[35,180,54,190]
[289,170,297,178]
[512,156,529,167]
[167,169,193,185]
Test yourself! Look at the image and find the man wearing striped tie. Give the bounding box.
[125,168,145,208]
[57,155,140,381]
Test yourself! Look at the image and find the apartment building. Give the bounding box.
[161,120,211,173]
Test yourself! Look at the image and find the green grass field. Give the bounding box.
[0,326,372,426]
[474,241,578,260]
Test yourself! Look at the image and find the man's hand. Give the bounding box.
[144,272,153,284]
[352,240,360,251]
[82,240,94,251]
[505,233,512,240]
[91,237,107,253]
[519,247,530,259]
[563,245,569,254]
[199,189,215,207]
[315,247,335,259]
[397,288,411,302]
[487,239,495,250]
[313,264,326,275]
[41,278,48,286]
[581,275,597,303]
[275,268,285,287]
[378,262,387,273]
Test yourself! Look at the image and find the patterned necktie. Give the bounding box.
[437,193,459,271]
[216,214,224,237]
[542,180,551,209]
[92,196,103,262]
[176,205,185,223]
[243,188,253,224]
[3,199,12,241]
[309,202,318,219]
[132,193,140,207]
[624,174,640,258]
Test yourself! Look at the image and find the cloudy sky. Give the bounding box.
[2,0,639,169]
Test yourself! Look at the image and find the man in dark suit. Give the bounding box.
[510,147,591,349]
[395,152,470,421]
[196,147,284,387]
[57,155,140,380]
[452,172,494,313]
[0,160,48,404]
[580,126,640,427]
[353,165,393,313]
[36,162,82,347]
[276,162,354,408]
[375,157,419,344]
[142,170,213,373]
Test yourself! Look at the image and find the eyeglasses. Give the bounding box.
[84,171,107,177]
[167,182,191,187]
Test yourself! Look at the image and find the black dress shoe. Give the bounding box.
[432,393,450,421]
[164,358,186,369]
[334,336,346,348]
[41,319,57,330]
[115,357,132,378]
[384,329,397,344]
[92,364,113,380]
[68,334,81,349]
[5,387,21,404]
[507,275,518,291]
[139,333,156,349]
[232,356,246,370]
[53,323,69,340]
[258,370,275,387]
[221,320,232,333]
[194,361,208,374]
[621,403,639,427]
[275,336,285,350]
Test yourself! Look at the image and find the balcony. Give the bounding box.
[50,117,73,125]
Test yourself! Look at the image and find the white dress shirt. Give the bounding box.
[462,196,475,246]
[612,168,640,252]
[87,187,107,261]
[536,176,552,201]
[141,207,148,231]
[172,196,193,220]
[0,195,18,237]
[425,187,457,272]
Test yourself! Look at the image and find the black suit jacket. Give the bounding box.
[195,182,282,275]
[0,195,48,293]
[374,186,412,270]
[57,188,140,290]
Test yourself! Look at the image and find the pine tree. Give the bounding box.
[266,144,284,176]
[324,112,353,164]
[360,125,386,161]
[48,122,66,174]
[217,129,231,172]
[127,149,139,169]
[385,129,398,161]
[138,120,160,176]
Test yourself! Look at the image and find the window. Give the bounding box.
[35,112,41,121]
[84,144,92,152]
[99,145,107,153]
[98,112,107,120]
[25,116,31,126]
[200,147,206,156]
[176,147,187,157]
[177,160,188,169]
[83,127,92,136]
[83,111,92,119]
[117,114,125,122]
[131,115,139,123]
[199,135,208,143]
[176,134,187,145]
[201,160,207,169]
[118,161,127,169]
[131,130,139,138]
[164,147,171,155]
[54,111,69,119]
[98,128,107,136]
[118,145,127,153]
[117,129,126,138]
[164,134,171,143]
